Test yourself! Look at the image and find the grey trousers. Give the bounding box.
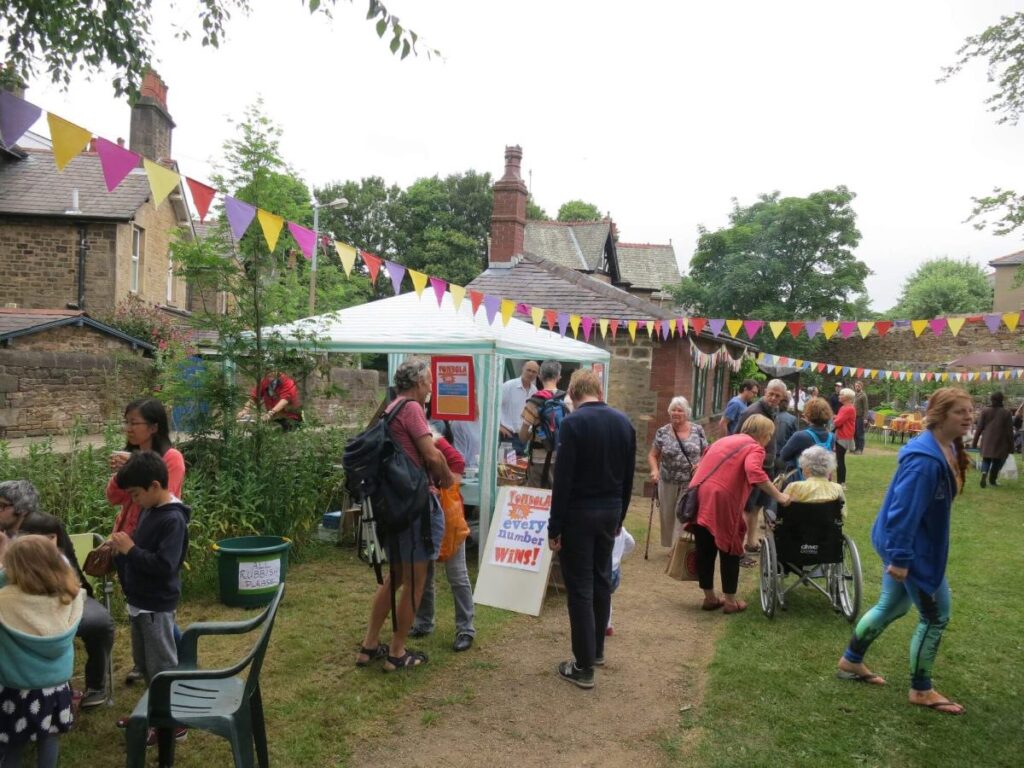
[412,542,475,637]
[129,610,178,684]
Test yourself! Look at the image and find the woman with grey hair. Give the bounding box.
[0,480,40,558]
[784,446,846,519]
[647,396,708,547]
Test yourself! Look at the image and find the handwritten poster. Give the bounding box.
[489,487,551,573]
[237,558,281,594]
[431,356,475,421]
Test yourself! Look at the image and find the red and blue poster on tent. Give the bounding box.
[430,356,475,421]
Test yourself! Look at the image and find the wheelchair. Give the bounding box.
[758,498,863,622]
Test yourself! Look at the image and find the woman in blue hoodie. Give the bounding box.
[837,387,973,716]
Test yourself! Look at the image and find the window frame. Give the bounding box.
[692,364,709,419]
[712,364,728,414]
[130,225,142,294]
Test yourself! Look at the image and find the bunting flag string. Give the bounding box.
[5,89,1024,340]
[755,352,1024,383]
[689,338,745,372]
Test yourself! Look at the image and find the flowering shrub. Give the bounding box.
[99,295,193,352]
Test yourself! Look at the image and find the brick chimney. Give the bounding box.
[129,70,175,162]
[489,145,528,266]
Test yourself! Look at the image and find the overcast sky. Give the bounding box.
[22,0,1024,311]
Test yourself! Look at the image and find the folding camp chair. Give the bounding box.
[69,531,115,707]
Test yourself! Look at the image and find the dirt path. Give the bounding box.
[350,498,725,767]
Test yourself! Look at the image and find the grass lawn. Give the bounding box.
[687,447,1024,768]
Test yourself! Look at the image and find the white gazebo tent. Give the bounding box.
[261,291,611,555]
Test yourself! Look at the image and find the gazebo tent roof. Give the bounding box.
[261,291,610,363]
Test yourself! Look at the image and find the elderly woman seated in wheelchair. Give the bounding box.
[760,446,862,621]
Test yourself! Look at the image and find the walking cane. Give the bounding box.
[644,484,658,560]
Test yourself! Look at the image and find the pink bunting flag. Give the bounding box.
[483,295,501,325]
[929,318,947,337]
[186,178,216,223]
[983,314,1002,333]
[287,222,316,260]
[0,91,41,147]
[384,261,406,295]
[557,312,570,337]
[804,320,822,338]
[743,320,763,339]
[223,196,256,241]
[94,137,140,192]
[581,316,593,341]
[429,277,447,307]
[839,321,858,339]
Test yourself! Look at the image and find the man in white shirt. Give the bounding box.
[499,361,539,454]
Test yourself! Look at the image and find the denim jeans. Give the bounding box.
[412,541,475,636]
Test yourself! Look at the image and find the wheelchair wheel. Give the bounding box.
[831,534,863,622]
[759,532,778,619]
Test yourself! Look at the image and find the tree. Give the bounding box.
[672,187,869,356]
[890,257,992,318]
[0,0,436,98]
[315,176,404,260]
[526,194,549,221]
[557,200,603,222]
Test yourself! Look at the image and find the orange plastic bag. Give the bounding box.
[437,482,470,562]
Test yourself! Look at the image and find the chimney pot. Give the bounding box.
[129,69,175,161]
[489,145,529,265]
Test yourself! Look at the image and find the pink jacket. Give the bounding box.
[106,448,185,536]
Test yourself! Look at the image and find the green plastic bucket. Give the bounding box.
[213,535,292,608]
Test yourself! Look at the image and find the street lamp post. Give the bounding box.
[308,196,348,316]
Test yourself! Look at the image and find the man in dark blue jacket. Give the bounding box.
[549,369,635,689]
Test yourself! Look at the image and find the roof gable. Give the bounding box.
[616,242,681,292]
[0,309,155,350]
[524,220,611,272]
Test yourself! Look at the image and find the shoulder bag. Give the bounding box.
[675,442,749,526]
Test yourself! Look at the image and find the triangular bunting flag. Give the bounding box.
[983,314,1002,333]
[557,312,570,337]
[946,317,965,337]
[224,196,256,241]
[647,320,656,339]
[500,299,516,326]
[627,320,638,342]
[582,316,594,341]
[429,277,447,307]
[361,251,382,282]
[450,284,466,311]
[143,159,180,208]
[678,317,689,335]
[911,319,929,337]
[483,295,501,324]
[531,307,544,330]
[287,222,316,260]
[95,137,140,192]
[599,318,609,338]
[409,269,429,297]
[1003,312,1020,331]
[787,321,805,338]
[186,178,216,223]
[726,319,743,338]
[874,320,892,337]
[0,91,41,147]
[743,320,763,340]
[691,318,707,335]
[469,290,484,315]
[569,315,582,338]
[822,321,839,340]
[708,319,725,337]
[816,362,826,373]
[668,319,677,338]
[334,242,357,275]
[257,209,285,251]
[857,321,874,339]
[839,321,858,339]
[929,318,947,336]
[384,261,406,295]
[609,319,619,340]
[769,321,786,339]
[47,113,91,170]
[804,320,822,338]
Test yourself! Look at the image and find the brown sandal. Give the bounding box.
[722,600,748,614]
[355,643,389,667]
[701,597,724,611]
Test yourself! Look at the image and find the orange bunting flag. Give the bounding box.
[569,315,581,338]
[186,178,216,222]
[545,309,557,330]
[822,321,839,340]
[361,251,382,282]
[142,159,181,208]
[449,284,466,311]
[946,317,965,336]
[911,320,929,337]
[627,320,638,342]
[469,290,484,315]
[334,242,357,276]
[409,269,429,297]
[599,318,609,338]
[257,209,284,251]
[500,299,516,326]
[858,321,874,339]
[726,319,742,338]
[769,321,786,339]
[787,321,805,338]
[47,113,92,170]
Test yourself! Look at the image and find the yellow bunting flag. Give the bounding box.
[1003,312,1020,331]
[599,318,609,338]
[47,113,92,170]
[334,242,357,275]
[500,299,516,326]
[669,319,677,337]
[408,269,429,297]
[726,319,742,338]
[822,321,839,340]
[256,209,284,251]
[769,321,786,339]
[858,321,874,339]
[627,320,638,342]
[531,307,544,330]
[946,317,965,336]
[646,320,656,338]
[142,159,180,208]
[449,284,466,311]
[911,320,928,337]
[569,315,581,338]
[794,359,804,368]
[939,373,949,382]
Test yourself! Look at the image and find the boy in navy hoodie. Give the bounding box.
[110,451,191,700]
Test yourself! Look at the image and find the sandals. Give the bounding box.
[355,643,389,667]
[744,544,762,554]
[701,597,724,611]
[739,556,757,569]
[913,697,966,716]
[836,669,886,686]
[722,600,748,614]
[383,650,428,672]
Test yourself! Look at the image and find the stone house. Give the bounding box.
[989,249,1024,313]
[470,145,751,485]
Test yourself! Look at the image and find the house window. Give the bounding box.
[166,255,174,303]
[131,226,143,293]
[712,364,728,414]
[692,365,708,418]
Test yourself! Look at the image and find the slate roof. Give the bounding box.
[989,249,1024,267]
[524,220,611,272]
[616,242,681,293]
[0,309,155,350]
[0,148,151,220]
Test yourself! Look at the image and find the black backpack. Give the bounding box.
[342,398,430,543]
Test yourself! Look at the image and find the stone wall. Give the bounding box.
[828,320,1022,369]
[302,364,383,429]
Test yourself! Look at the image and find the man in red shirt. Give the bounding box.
[238,372,303,430]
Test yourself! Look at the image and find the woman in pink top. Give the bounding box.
[832,388,857,488]
[106,398,185,536]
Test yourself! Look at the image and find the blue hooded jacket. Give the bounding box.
[0,592,83,689]
[870,429,957,595]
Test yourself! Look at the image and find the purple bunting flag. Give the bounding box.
[95,137,140,192]
[223,196,256,241]
[804,320,822,338]
[483,294,501,325]
[708,318,725,336]
[0,91,41,147]
[384,261,406,295]
[557,312,570,337]
[288,222,316,260]
[429,277,447,307]
[983,314,1002,333]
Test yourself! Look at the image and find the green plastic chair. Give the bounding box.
[124,583,285,768]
